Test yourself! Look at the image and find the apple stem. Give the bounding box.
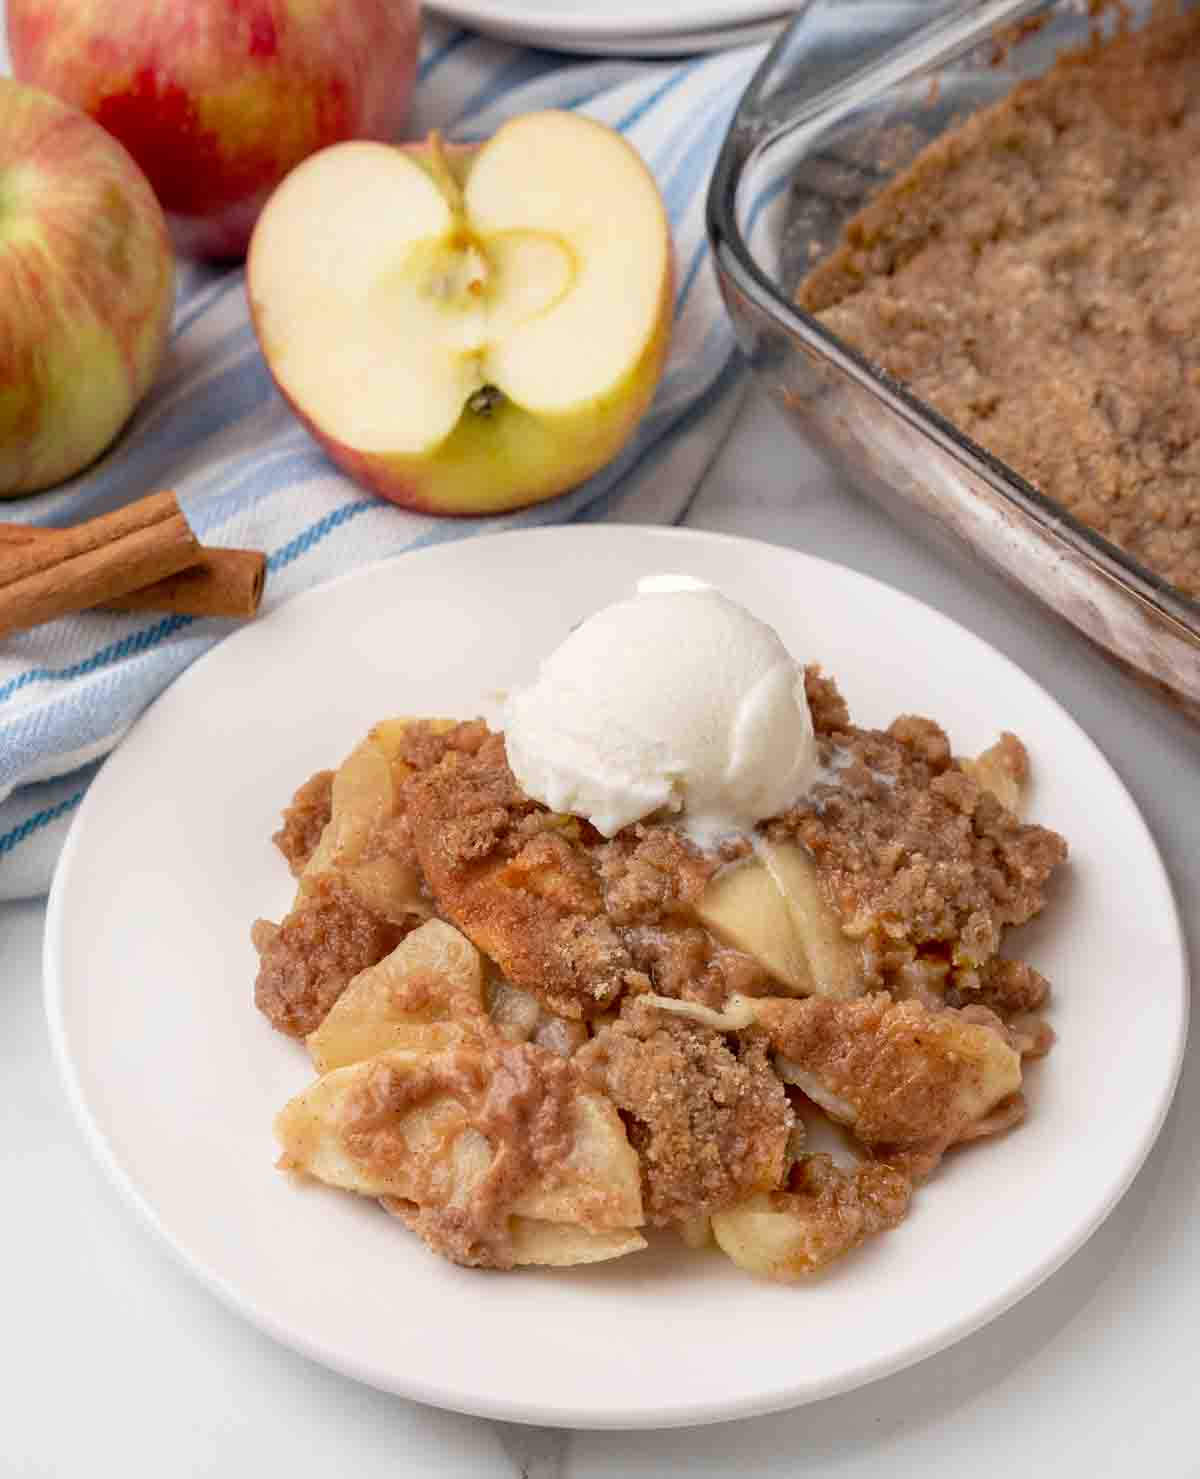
[468,385,505,416]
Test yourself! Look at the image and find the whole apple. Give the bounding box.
[247,112,674,516]
[6,0,422,261]
[0,79,174,498]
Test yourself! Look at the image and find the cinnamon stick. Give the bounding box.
[0,491,199,638]
[0,523,266,620]
[102,547,266,618]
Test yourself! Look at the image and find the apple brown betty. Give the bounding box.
[797,7,1200,600]
[254,668,1067,1279]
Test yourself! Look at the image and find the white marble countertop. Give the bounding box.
[4,385,1198,1477]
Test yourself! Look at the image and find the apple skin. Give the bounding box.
[7,0,422,261]
[276,307,673,517]
[247,135,675,517]
[0,78,174,498]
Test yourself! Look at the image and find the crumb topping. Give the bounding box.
[755,991,1021,1155]
[771,673,1067,1000]
[273,769,333,876]
[253,874,410,1038]
[347,1040,576,1269]
[579,997,792,1225]
[799,9,1200,598]
[776,1154,912,1270]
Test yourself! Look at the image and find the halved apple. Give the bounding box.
[247,110,673,514]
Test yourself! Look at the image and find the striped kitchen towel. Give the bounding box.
[0,16,767,900]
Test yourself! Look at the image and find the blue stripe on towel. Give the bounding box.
[0,784,88,857]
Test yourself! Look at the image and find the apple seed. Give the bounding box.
[468,385,505,417]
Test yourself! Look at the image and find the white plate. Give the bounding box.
[490,17,786,58]
[428,0,788,50]
[45,526,1187,1429]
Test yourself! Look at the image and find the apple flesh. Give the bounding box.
[0,78,174,497]
[246,111,674,515]
[693,854,811,992]
[695,842,863,999]
[7,0,421,261]
[758,840,864,999]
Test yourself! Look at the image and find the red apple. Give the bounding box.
[247,112,674,516]
[0,78,174,497]
[7,0,422,261]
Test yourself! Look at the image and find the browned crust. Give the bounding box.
[797,9,1200,598]
[350,1040,576,1270]
[272,769,334,876]
[253,874,411,1038]
[769,672,1068,1001]
[579,998,793,1225]
[755,992,1016,1153]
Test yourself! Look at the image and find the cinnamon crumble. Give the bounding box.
[798,8,1200,598]
[259,671,1067,1280]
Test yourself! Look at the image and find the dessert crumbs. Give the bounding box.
[272,768,334,875]
[578,997,793,1226]
[349,1038,578,1270]
[253,872,411,1038]
[797,7,1200,599]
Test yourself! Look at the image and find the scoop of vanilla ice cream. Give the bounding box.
[503,576,817,846]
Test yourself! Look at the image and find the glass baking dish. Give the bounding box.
[708,0,1200,718]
